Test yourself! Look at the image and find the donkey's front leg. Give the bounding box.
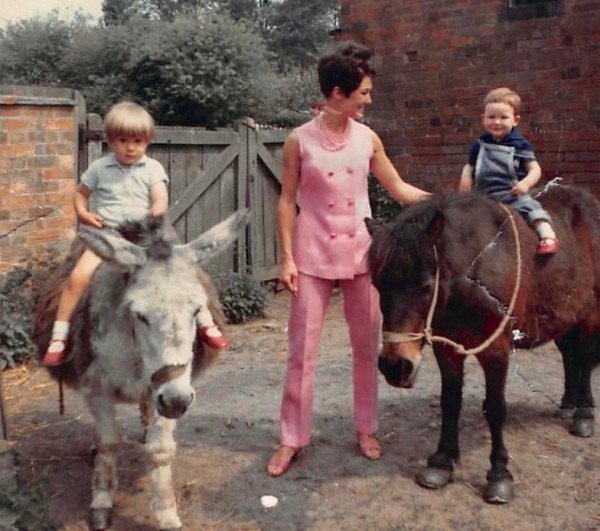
[86,394,119,530]
[145,414,181,531]
[480,350,512,504]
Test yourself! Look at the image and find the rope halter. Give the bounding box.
[381,204,522,356]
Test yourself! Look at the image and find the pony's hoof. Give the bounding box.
[483,479,513,504]
[160,528,182,531]
[416,467,453,489]
[570,418,595,438]
[90,508,112,530]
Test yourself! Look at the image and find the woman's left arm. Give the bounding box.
[370,131,431,205]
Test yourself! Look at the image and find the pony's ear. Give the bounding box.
[181,209,250,263]
[425,210,445,243]
[79,227,147,268]
[365,217,384,236]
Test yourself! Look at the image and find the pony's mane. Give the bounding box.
[369,192,463,284]
[117,215,179,261]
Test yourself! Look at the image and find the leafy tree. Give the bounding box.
[59,23,144,114]
[0,1,339,126]
[127,12,276,127]
[0,13,87,85]
[101,0,140,25]
[263,0,340,70]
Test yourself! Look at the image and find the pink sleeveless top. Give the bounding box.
[292,117,374,280]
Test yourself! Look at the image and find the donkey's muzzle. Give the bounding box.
[157,391,194,419]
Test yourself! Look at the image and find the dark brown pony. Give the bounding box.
[366,184,600,504]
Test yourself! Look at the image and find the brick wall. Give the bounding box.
[339,0,600,194]
[0,86,85,278]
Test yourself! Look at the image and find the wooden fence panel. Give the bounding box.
[249,128,287,281]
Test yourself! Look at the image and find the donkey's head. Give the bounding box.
[79,210,249,419]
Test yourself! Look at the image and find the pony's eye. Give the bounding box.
[135,312,150,325]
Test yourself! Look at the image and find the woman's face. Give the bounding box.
[337,76,373,120]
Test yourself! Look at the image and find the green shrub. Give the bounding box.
[215,272,270,324]
[368,172,404,222]
[0,473,58,531]
[0,256,59,370]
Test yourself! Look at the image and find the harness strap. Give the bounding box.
[382,204,522,356]
[151,364,187,389]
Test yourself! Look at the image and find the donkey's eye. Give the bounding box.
[135,312,150,325]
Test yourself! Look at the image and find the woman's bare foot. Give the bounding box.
[266,446,299,477]
[358,433,382,460]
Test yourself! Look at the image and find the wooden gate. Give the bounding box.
[79,116,288,280]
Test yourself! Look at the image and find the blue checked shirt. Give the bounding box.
[81,153,169,227]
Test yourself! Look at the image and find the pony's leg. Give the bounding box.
[417,347,465,490]
[144,413,181,530]
[86,394,119,530]
[555,327,597,437]
[479,349,513,504]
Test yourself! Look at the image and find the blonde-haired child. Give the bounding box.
[43,101,228,366]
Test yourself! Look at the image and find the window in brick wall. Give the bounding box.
[499,0,564,21]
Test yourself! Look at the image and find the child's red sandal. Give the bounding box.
[42,339,68,367]
[198,327,230,349]
[537,237,560,255]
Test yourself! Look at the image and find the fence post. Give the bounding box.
[238,119,252,275]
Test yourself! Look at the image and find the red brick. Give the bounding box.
[340,0,600,194]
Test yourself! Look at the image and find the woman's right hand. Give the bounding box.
[79,211,104,228]
[279,258,299,296]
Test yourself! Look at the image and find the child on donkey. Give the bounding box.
[43,101,229,366]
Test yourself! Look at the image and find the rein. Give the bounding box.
[381,204,522,356]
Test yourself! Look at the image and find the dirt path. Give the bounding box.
[4,290,600,530]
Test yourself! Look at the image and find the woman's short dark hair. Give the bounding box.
[317,41,376,98]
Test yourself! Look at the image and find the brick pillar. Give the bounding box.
[0,86,85,278]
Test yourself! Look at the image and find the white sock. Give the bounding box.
[196,309,222,337]
[535,221,555,240]
[51,321,70,342]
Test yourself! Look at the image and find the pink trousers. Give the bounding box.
[279,272,381,448]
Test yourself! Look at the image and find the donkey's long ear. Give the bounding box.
[79,227,147,268]
[182,209,250,264]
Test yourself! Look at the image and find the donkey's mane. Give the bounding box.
[117,215,179,261]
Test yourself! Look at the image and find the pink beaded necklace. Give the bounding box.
[317,112,350,152]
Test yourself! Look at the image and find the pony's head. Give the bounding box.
[367,198,445,388]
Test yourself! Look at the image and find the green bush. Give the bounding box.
[0,473,58,530]
[368,172,405,222]
[215,272,270,324]
[0,256,59,370]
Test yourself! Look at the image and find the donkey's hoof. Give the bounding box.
[416,467,453,489]
[484,479,513,504]
[90,508,112,530]
[570,418,594,438]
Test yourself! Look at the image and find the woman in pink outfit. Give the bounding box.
[267,41,431,477]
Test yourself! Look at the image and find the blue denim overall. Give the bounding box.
[474,140,551,224]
